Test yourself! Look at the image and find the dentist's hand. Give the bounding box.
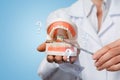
[37,28,80,64]
[93,39,120,71]
[37,40,80,64]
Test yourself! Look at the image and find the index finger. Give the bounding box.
[93,45,111,60]
[93,39,120,60]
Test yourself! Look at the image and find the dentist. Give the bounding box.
[37,0,120,80]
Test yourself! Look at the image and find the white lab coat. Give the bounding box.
[38,0,120,80]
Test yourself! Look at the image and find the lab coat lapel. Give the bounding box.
[98,0,120,37]
[68,0,103,46]
[98,15,113,37]
[82,17,103,46]
[68,0,120,46]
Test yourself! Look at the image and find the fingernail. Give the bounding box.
[95,62,99,67]
[97,66,104,71]
[97,67,102,71]
[92,55,97,60]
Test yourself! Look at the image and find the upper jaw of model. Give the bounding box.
[46,19,78,57]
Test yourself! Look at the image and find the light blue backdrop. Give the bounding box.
[0,0,77,80]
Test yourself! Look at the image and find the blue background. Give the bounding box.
[0,0,76,80]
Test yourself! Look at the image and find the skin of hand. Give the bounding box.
[93,39,120,71]
[37,28,80,64]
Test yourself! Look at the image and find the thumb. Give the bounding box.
[37,40,53,52]
[37,42,46,52]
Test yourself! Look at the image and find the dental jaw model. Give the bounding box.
[46,18,78,61]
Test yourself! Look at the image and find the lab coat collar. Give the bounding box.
[109,0,120,15]
[82,0,108,17]
[68,0,84,18]
[68,0,120,17]
[82,0,93,17]
[98,0,120,37]
[68,0,120,46]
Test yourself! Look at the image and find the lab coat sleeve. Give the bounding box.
[38,58,83,80]
[38,53,83,80]
[38,8,83,80]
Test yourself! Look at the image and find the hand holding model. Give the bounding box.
[37,18,80,64]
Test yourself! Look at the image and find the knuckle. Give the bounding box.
[114,56,119,61]
[104,45,111,50]
[110,66,119,71]
[97,59,102,65]
[107,68,115,71]
[117,39,120,43]
[47,58,53,62]
[47,55,54,62]
[106,64,120,71]
[113,67,119,71]
[111,57,119,63]
[97,56,105,64]
[108,50,114,56]
[63,56,67,61]
[114,65,120,70]
[111,58,116,63]
[55,56,62,62]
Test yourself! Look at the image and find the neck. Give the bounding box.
[92,0,103,8]
[92,0,103,12]
[91,0,103,32]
